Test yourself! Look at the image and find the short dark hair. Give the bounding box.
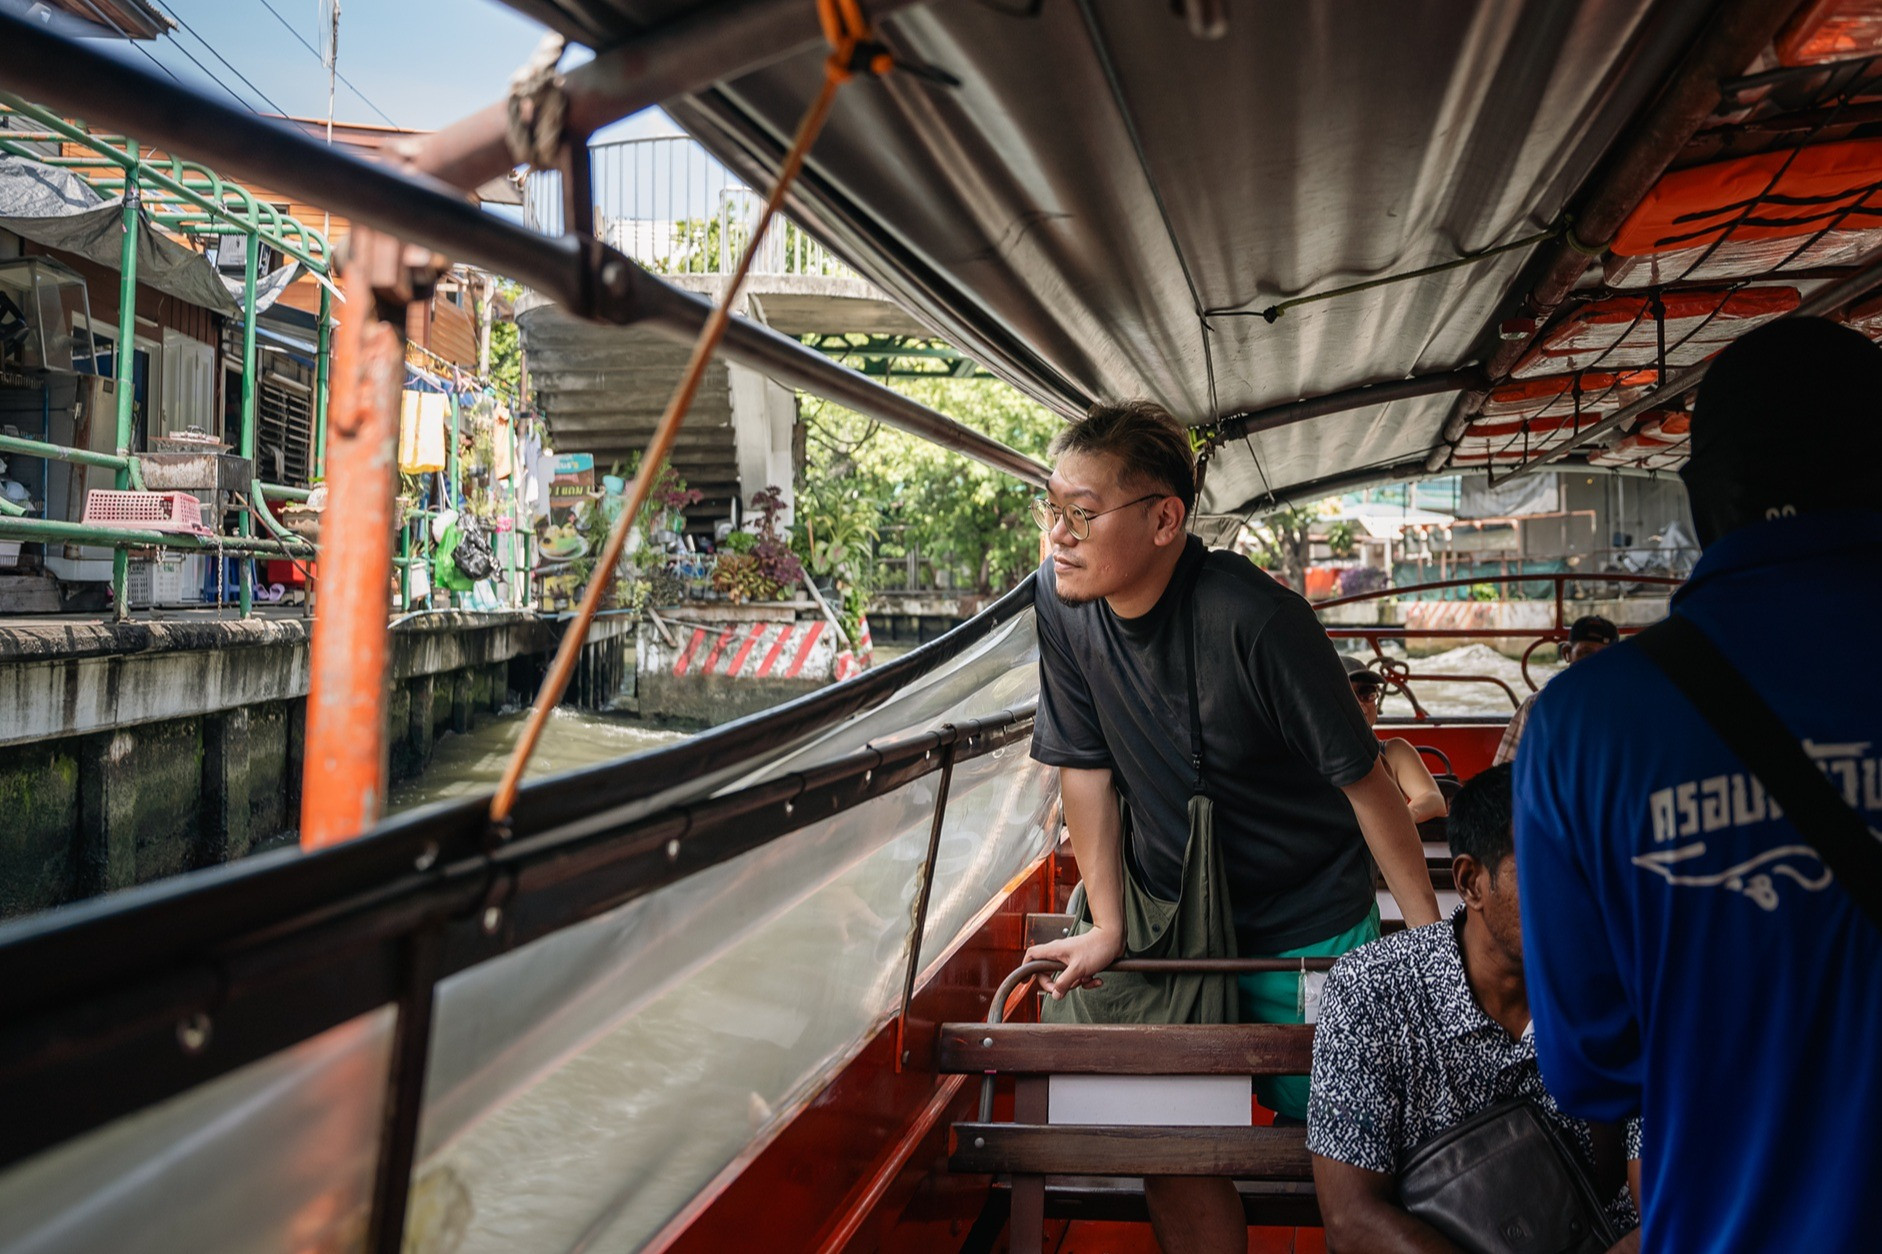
[1567,615,1618,646]
[1448,763,1514,875]
[1050,399,1196,515]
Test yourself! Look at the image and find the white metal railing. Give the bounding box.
[524,136,855,279]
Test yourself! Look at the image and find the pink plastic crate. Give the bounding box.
[82,489,210,535]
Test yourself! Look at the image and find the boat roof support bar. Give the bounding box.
[403,0,932,194]
[1217,369,1484,442]
[0,10,1048,489]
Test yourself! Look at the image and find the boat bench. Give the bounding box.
[940,1020,1320,1246]
[941,918,1328,1248]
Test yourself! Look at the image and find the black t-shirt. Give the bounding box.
[1031,536,1380,953]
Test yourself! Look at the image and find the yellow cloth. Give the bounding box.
[398,391,448,473]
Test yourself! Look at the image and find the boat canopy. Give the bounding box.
[503,0,1882,513]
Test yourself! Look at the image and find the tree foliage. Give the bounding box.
[795,377,1060,599]
[1243,506,1317,591]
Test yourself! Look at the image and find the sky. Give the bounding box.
[79,0,682,141]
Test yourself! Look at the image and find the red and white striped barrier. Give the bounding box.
[668,619,830,680]
[834,616,875,683]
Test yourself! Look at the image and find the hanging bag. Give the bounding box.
[1399,1098,1620,1254]
[453,516,498,582]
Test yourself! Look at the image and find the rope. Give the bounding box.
[505,33,569,169]
[489,0,890,829]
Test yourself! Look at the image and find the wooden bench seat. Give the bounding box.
[940,1003,1323,1249]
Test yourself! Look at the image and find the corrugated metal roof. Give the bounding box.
[506,1,1718,510]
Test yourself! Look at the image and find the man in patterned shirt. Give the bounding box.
[1307,764,1640,1251]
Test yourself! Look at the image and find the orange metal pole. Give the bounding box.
[302,229,409,849]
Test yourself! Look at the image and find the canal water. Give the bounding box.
[387,708,690,814]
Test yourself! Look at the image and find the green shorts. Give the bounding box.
[1236,904,1381,1121]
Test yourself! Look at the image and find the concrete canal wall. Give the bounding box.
[0,611,635,917]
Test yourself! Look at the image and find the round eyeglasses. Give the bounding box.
[1030,494,1165,541]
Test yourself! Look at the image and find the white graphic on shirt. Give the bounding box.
[1632,842,1834,911]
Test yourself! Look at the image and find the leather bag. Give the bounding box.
[1398,1098,1618,1254]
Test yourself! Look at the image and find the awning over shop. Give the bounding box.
[0,154,242,316]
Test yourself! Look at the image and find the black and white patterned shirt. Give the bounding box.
[1307,907,1640,1232]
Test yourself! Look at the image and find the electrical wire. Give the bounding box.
[164,3,293,118]
[251,0,400,128]
[157,28,263,114]
[68,0,182,84]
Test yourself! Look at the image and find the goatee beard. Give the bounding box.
[1054,587,1097,607]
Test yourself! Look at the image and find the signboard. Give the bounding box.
[549,452,594,523]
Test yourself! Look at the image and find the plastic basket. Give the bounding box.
[82,489,209,535]
[127,556,207,606]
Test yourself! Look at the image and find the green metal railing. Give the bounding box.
[0,94,335,617]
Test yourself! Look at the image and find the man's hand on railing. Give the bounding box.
[1024,925,1124,1000]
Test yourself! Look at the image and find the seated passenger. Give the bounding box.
[1307,764,1640,1252]
[1493,615,1617,765]
[1345,656,1446,823]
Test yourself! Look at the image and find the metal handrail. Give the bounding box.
[0,96,334,270]
[1315,571,1684,613]
[1317,570,1681,716]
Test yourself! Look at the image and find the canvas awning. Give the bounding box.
[0,154,240,316]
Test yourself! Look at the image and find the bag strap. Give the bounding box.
[1184,590,1204,795]
[1634,614,1882,931]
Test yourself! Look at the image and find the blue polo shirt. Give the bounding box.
[1515,509,1882,1253]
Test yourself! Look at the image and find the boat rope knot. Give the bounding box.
[505,32,569,169]
[820,0,890,82]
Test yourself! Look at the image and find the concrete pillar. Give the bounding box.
[408,674,435,764]
[285,696,307,821]
[451,671,473,735]
[202,707,254,861]
[726,300,800,521]
[77,730,140,894]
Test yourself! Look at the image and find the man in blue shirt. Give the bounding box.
[1515,317,1882,1252]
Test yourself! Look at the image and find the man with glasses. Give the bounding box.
[1023,399,1440,1253]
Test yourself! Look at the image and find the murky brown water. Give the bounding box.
[387,708,690,814]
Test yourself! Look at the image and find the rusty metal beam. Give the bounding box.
[401,0,930,194]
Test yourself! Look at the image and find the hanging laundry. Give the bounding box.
[493,405,515,481]
[398,390,449,474]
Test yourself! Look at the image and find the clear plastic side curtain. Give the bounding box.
[0,610,1049,1253]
